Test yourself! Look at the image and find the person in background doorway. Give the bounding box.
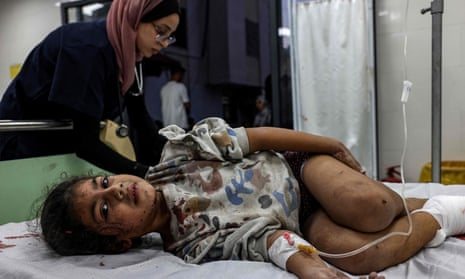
[0,0,180,178]
[253,74,272,127]
[160,65,190,130]
[253,94,272,127]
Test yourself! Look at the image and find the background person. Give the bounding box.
[253,74,272,127]
[0,0,180,178]
[253,94,271,127]
[160,65,190,129]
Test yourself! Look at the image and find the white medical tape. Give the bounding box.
[267,232,315,270]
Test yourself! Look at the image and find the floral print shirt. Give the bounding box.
[152,118,300,264]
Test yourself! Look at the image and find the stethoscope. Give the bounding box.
[116,123,129,138]
[115,63,143,138]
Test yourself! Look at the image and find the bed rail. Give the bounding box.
[0,120,73,132]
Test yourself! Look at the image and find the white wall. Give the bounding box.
[3,0,465,183]
[376,0,465,182]
[0,0,60,95]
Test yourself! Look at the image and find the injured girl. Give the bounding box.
[39,117,465,279]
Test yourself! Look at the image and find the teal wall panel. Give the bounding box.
[0,154,110,224]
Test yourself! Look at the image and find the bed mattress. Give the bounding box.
[2,182,465,279]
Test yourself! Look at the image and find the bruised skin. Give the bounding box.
[300,155,406,233]
[303,210,438,274]
[297,155,438,274]
[72,175,171,242]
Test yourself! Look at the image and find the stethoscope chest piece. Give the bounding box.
[116,123,129,138]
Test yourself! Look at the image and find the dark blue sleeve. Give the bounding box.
[45,22,116,119]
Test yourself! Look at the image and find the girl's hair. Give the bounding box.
[40,176,121,255]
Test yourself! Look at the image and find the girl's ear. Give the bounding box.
[112,239,132,253]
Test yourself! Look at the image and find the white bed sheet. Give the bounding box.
[2,182,465,279]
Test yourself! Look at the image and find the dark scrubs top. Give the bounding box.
[0,20,165,177]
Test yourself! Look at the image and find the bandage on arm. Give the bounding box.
[267,231,317,270]
[413,195,465,247]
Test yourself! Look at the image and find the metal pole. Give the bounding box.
[421,0,443,183]
[0,120,73,132]
[269,0,281,127]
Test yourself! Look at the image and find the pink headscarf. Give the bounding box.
[106,0,162,95]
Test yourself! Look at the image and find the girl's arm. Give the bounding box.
[246,127,339,153]
[266,230,352,279]
[245,127,363,172]
[266,231,382,279]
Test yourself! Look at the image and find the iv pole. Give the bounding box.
[421,0,443,183]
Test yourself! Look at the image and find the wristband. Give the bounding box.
[268,232,317,270]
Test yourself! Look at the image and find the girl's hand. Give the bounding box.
[331,142,365,174]
[287,251,384,279]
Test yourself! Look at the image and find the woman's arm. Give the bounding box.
[245,127,363,172]
[126,93,166,165]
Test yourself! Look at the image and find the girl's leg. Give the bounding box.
[301,154,423,232]
[301,210,440,274]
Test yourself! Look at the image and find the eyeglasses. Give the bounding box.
[152,23,176,46]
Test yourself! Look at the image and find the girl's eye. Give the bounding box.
[101,203,109,219]
[102,176,109,188]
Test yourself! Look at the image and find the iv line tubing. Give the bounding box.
[318,103,413,259]
[314,0,414,259]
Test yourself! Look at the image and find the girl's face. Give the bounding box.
[72,174,167,240]
[136,13,180,58]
